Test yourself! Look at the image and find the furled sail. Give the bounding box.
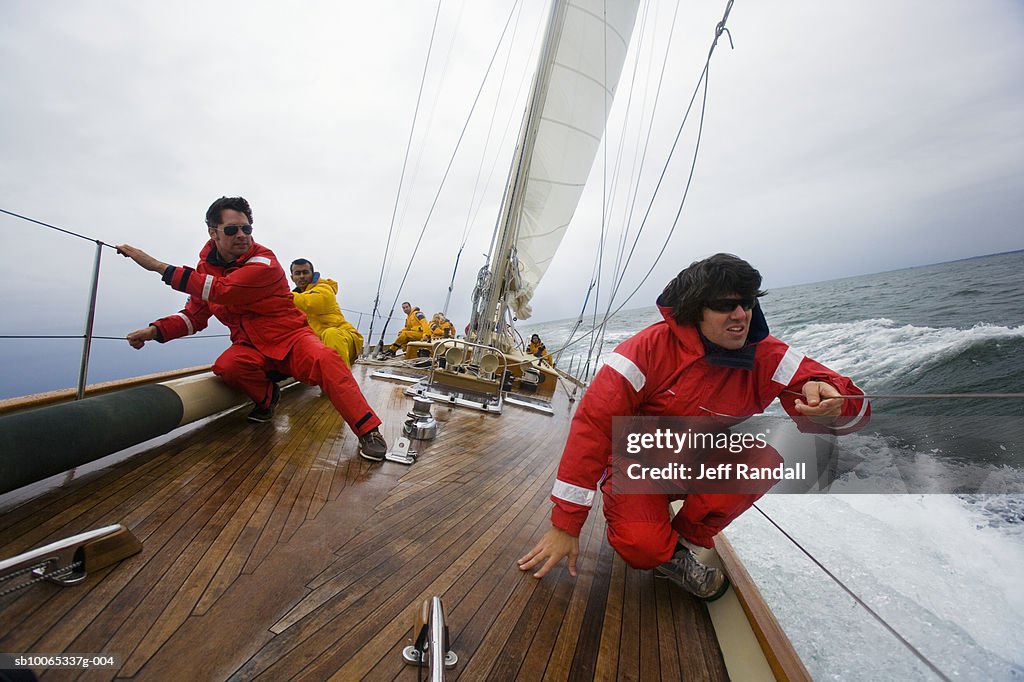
[506,0,640,319]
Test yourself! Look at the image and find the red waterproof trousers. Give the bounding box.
[601,443,783,569]
[212,333,381,436]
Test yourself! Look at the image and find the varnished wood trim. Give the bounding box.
[80,526,143,573]
[717,535,812,682]
[0,365,211,414]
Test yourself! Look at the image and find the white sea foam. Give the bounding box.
[781,318,1024,386]
[752,320,1024,677]
[727,494,1024,679]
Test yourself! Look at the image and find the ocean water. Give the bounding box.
[522,250,1024,680]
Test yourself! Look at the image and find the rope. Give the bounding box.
[0,207,116,249]
[781,390,1024,400]
[851,393,1024,399]
[0,560,84,597]
[751,503,953,682]
[0,334,230,341]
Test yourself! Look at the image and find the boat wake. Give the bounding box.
[728,494,1024,680]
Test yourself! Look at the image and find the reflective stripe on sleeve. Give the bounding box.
[552,479,595,507]
[605,352,645,392]
[771,346,804,386]
[174,312,195,336]
[201,275,214,301]
[248,256,271,266]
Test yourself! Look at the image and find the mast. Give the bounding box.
[471,0,568,350]
[468,0,640,350]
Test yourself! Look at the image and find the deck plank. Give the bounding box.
[0,365,742,681]
[240,423,555,678]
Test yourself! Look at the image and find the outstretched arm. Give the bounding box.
[770,350,871,435]
[117,244,213,346]
[126,325,159,349]
[116,244,169,274]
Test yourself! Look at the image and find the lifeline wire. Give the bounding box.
[751,503,953,682]
[780,390,1024,400]
[0,207,115,248]
[0,334,230,341]
[846,393,1024,399]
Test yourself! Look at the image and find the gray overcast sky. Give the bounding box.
[2,0,1022,342]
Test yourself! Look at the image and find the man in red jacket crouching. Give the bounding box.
[117,196,388,462]
[518,253,870,599]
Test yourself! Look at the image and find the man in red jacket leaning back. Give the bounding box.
[116,196,388,462]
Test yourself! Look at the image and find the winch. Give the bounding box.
[403,396,437,441]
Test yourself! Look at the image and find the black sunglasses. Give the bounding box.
[219,224,253,236]
[705,297,756,313]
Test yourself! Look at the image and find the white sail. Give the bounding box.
[507,0,640,319]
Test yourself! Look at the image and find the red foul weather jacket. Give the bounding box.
[550,301,871,537]
[150,240,312,358]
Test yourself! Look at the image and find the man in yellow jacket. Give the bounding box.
[382,302,431,357]
[527,333,555,366]
[428,312,456,340]
[290,259,364,367]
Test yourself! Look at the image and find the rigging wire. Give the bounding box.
[367,0,445,349]
[541,0,732,367]
[607,0,656,281]
[596,0,734,346]
[613,0,682,291]
[581,0,614,382]
[470,5,548,253]
[591,0,665,378]
[803,392,1024,400]
[378,0,523,344]
[751,503,954,682]
[458,0,527,250]
[444,0,532,317]
[0,334,230,341]
[0,208,117,249]
[383,0,469,295]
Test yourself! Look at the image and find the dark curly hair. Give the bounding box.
[205,196,253,229]
[659,253,766,326]
[290,258,313,272]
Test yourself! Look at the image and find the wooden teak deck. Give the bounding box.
[0,364,784,680]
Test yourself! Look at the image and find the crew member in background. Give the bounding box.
[117,196,389,462]
[428,312,456,340]
[527,333,554,366]
[518,253,871,599]
[290,259,363,368]
[381,302,431,358]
